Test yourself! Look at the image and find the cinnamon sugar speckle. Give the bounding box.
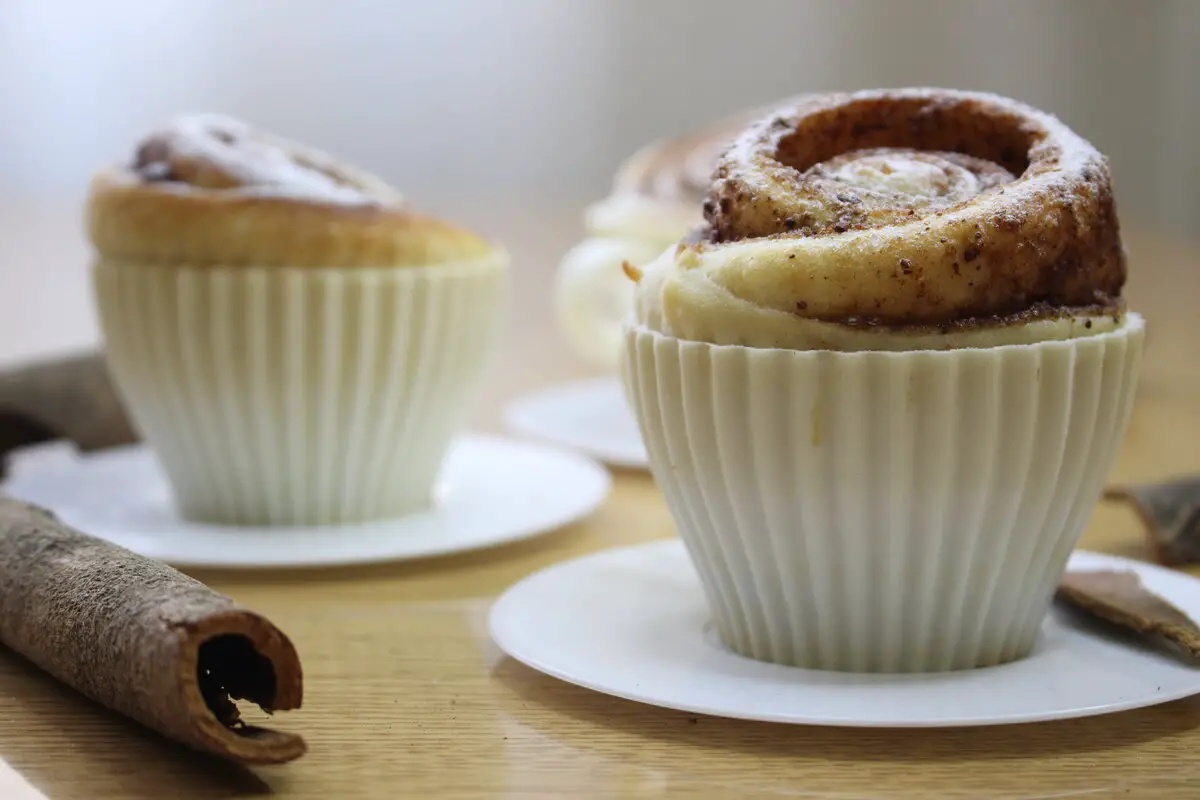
[678,88,1125,327]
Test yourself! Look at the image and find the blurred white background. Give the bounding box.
[0,0,1195,365]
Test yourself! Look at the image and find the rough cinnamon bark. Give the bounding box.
[0,351,137,477]
[1104,479,1200,566]
[1057,569,1200,660]
[0,495,305,763]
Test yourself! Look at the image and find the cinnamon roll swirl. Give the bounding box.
[557,106,776,367]
[585,114,753,239]
[88,114,494,268]
[632,88,1127,350]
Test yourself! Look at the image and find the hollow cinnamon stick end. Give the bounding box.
[1103,478,1200,566]
[0,495,307,765]
[179,609,307,764]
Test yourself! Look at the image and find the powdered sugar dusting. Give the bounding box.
[133,114,403,207]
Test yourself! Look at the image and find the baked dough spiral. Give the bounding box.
[584,108,769,241]
[633,88,1127,350]
[87,114,494,268]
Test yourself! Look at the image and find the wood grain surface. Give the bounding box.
[0,225,1198,799]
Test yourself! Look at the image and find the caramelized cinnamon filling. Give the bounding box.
[684,89,1125,326]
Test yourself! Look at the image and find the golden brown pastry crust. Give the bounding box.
[87,114,495,268]
[695,88,1125,325]
[603,99,820,210]
[583,100,816,246]
[610,112,758,207]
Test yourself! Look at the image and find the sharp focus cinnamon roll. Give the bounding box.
[632,89,1127,350]
[88,114,508,526]
[621,89,1144,674]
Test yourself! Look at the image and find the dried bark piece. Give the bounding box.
[1057,569,1200,660]
[0,495,305,763]
[0,352,137,478]
[1103,479,1200,566]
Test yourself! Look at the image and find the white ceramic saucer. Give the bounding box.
[2,435,611,570]
[504,377,648,469]
[490,540,1200,728]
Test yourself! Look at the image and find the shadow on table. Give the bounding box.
[0,648,286,799]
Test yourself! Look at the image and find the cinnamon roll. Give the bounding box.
[621,89,1144,673]
[88,114,508,526]
[88,114,494,268]
[633,88,1127,350]
[555,108,764,368]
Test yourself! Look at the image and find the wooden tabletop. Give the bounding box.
[1,225,1199,799]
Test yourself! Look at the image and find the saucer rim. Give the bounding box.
[489,539,1200,728]
[2,434,612,570]
[503,377,650,469]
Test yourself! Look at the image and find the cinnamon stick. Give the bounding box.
[0,495,305,763]
[0,351,137,479]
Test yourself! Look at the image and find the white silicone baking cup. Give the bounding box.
[622,314,1144,673]
[93,256,508,526]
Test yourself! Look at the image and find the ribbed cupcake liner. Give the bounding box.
[622,315,1144,673]
[93,257,508,526]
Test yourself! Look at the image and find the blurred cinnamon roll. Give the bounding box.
[88,114,508,526]
[634,88,1127,350]
[88,114,493,268]
[554,107,768,368]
